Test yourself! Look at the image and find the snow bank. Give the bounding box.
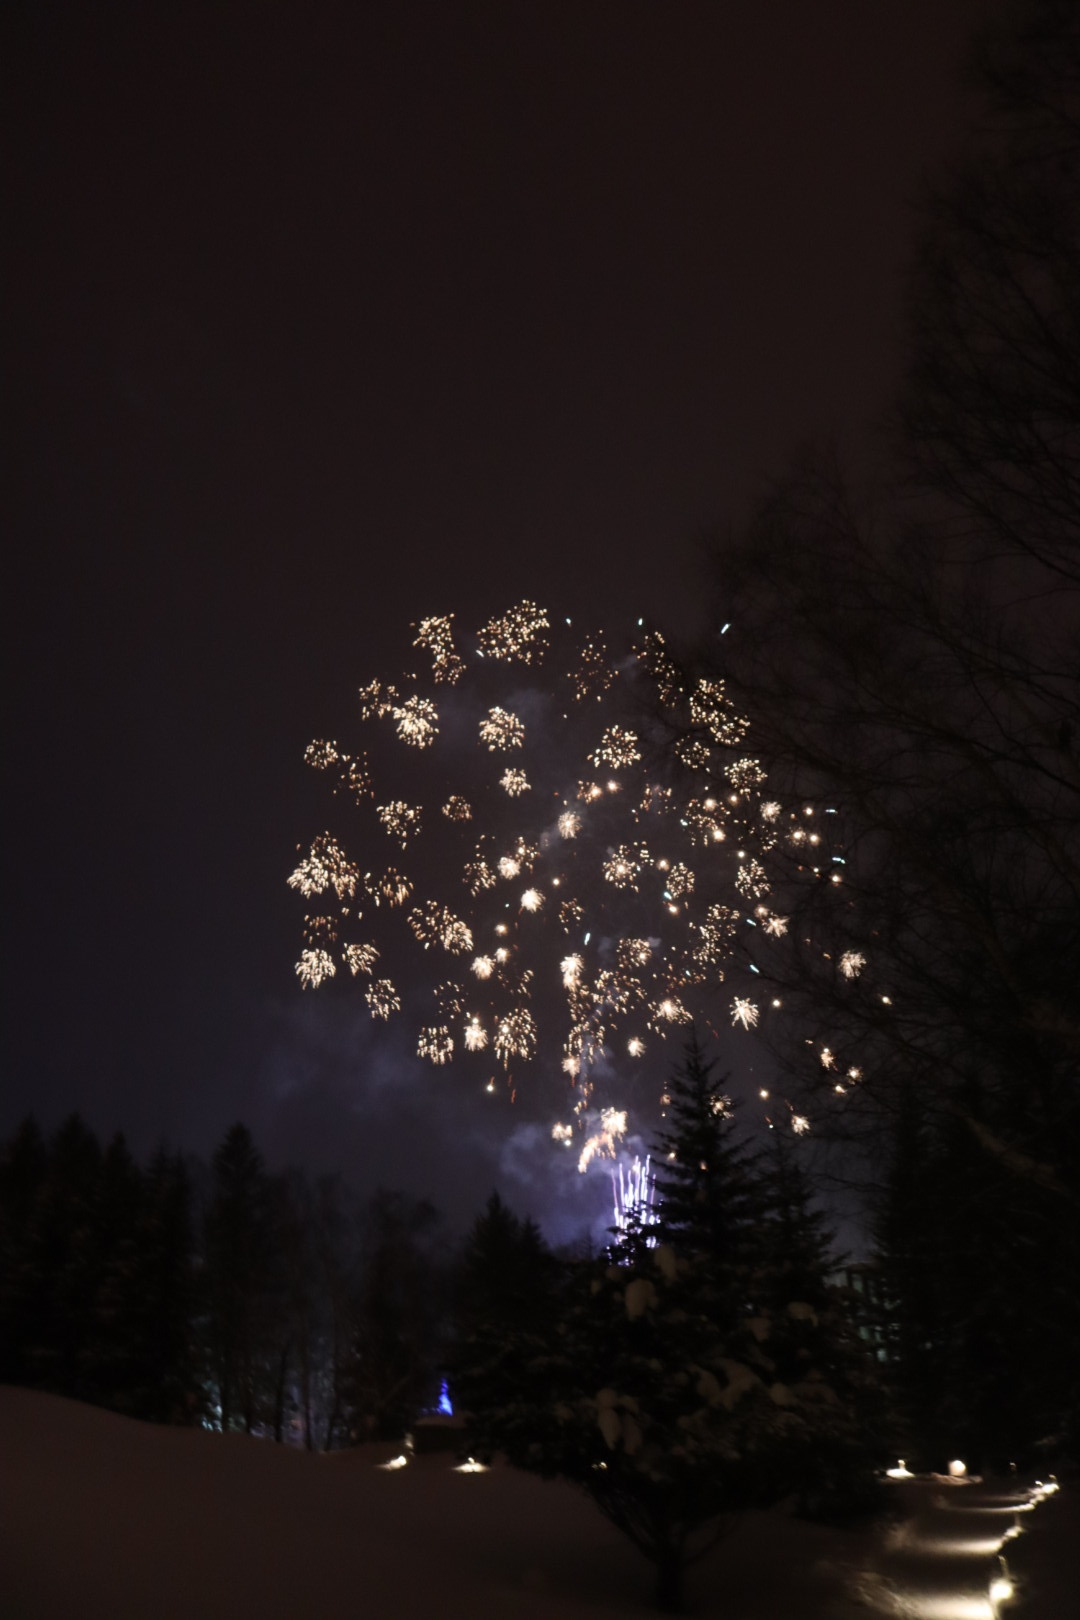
[1,1387,1073,1618]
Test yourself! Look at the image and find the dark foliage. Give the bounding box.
[0,1117,453,1449]
[686,0,1080,1469]
[0,1116,200,1420]
[455,1040,880,1612]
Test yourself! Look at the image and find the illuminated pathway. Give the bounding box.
[843,1473,1064,1618]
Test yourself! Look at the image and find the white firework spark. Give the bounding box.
[731,997,759,1030]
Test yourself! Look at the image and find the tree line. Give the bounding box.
[656,0,1079,1488]
[0,1115,447,1447]
[3,1016,1070,1614]
[0,1042,890,1615]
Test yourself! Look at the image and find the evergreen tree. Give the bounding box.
[82,1132,146,1410]
[451,1190,560,1432]
[459,1040,872,1612]
[202,1124,279,1433]
[0,1116,48,1385]
[33,1116,103,1397]
[648,1032,760,1319]
[753,1128,837,1315]
[455,1190,557,1341]
[132,1151,201,1424]
[344,1190,447,1441]
[754,1129,884,1512]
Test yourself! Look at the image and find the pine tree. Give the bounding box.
[132,1151,200,1424]
[35,1116,103,1397]
[202,1124,279,1433]
[648,1032,760,1319]
[82,1132,146,1410]
[0,1116,48,1385]
[455,1190,557,1340]
[459,1040,873,1611]
[754,1128,884,1513]
[451,1190,560,1434]
[753,1128,837,1315]
[344,1189,447,1442]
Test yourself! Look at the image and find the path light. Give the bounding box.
[989,1559,1014,1615]
[454,1457,488,1473]
[886,1459,913,1478]
[948,1458,967,1477]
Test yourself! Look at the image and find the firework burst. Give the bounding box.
[292,603,828,1140]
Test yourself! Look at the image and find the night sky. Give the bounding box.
[5,0,991,1236]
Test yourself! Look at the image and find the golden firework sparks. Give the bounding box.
[726,757,766,792]
[417,1025,454,1064]
[288,835,359,901]
[358,679,398,720]
[662,861,695,899]
[676,736,712,770]
[570,633,616,701]
[618,937,652,969]
[463,1017,488,1052]
[296,949,336,988]
[477,600,550,664]
[295,603,841,1139]
[558,897,584,932]
[479,706,526,750]
[364,867,413,907]
[413,615,465,683]
[304,739,340,771]
[590,725,641,770]
[343,942,379,975]
[303,915,339,946]
[499,768,530,796]
[576,1108,627,1173]
[735,857,770,899]
[376,801,422,847]
[463,853,496,894]
[365,978,401,1019]
[494,1007,538,1064]
[393,694,439,748]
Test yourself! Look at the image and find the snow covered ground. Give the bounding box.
[1,1386,1072,1619]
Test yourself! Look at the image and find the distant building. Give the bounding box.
[831,1262,893,1362]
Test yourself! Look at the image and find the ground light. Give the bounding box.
[988,1557,1014,1616]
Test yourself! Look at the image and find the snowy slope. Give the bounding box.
[0,1387,1071,1619]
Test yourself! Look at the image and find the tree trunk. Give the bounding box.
[273,1344,290,1443]
[653,1547,685,1613]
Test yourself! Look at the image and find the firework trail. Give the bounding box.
[612,1154,655,1244]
